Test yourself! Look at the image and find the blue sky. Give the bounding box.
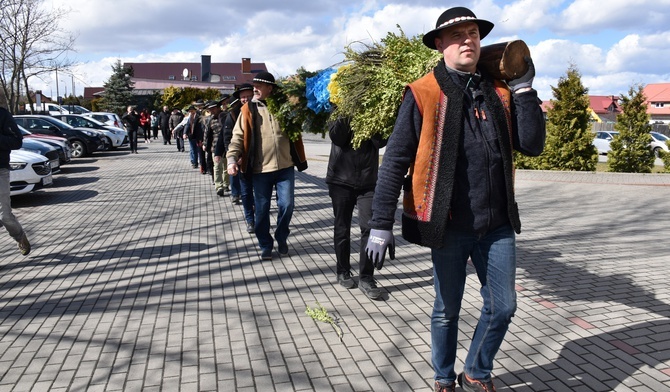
[38,0,670,101]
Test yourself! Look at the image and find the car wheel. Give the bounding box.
[654,147,662,158]
[70,140,87,158]
[105,137,115,150]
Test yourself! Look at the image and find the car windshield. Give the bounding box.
[652,132,669,141]
[46,117,73,129]
[64,116,104,128]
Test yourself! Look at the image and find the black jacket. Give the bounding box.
[0,107,23,169]
[122,111,139,132]
[325,117,387,190]
[157,110,171,131]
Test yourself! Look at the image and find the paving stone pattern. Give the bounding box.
[1,134,670,391]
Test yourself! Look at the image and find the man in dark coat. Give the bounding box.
[0,107,31,255]
[157,105,172,145]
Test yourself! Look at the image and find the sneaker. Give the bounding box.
[337,271,355,289]
[246,222,255,233]
[277,241,288,256]
[260,248,272,261]
[17,233,30,256]
[434,381,456,392]
[458,373,496,392]
[231,195,241,204]
[359,277,383,300]
[216,188,224,197]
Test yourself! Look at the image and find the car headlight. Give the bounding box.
[9,162,27,170]
[81,130,96,137]
[108,129,118,134]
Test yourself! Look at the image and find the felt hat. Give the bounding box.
[218,94,231,105]
[252,71,276,86]
[233,83,254,99]
[422,7,494,50]
[203,100,220,110]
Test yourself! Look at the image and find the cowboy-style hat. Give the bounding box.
[252,71,276,86]
[217,94,231,105]
[422,7,494,50]
[233,83,254,99]
[203,100,220,110]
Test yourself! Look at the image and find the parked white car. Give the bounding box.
[650,132,670,157]
[83,112,127,131]
[9,150,53,196]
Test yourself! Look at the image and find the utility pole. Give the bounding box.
[55,68,59,103]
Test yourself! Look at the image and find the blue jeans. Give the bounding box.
[188,138,199,166]
[251,167,294,252]
[431,224,516,384]
[239,175,254,225]
[230,172,241,197]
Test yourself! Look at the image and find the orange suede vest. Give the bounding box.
[403,72,512,223]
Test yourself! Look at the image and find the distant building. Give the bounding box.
[643,83,670,125]
[540,95,622,123]
[84,56,267,99]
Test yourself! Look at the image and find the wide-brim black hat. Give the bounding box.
[233,83,254,99]
[252,71,276,86]
[422,7,494,50]
[203,100,220,110]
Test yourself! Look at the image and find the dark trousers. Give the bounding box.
[161,127,171,144]
[175,135,184,151]
[328,183,374,278]
[128,130,138,152]
[205,150,213,176]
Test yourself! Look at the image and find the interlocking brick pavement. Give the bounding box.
[1,133,669,391]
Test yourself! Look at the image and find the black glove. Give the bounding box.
[365,229,395,270]
[508,56,535,92]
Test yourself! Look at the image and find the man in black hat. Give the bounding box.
[226,72,307,260]
[183,105,204,170]
[203,96,229,190]
[364,6,545,392]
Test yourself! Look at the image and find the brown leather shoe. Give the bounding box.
[18,233,31,256]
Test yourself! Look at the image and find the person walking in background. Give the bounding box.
[169,108,184,152]
[203,97,229,185]
[364,7,545,392]
[158,105,172,145]
[0,107,31,256]
[326,117,387,300]
[122,105,140,154]
[150,110,159,140]
[227,72,307,260]
[217,83,255,231]
[184,105,204,171]
[139,108,151,143]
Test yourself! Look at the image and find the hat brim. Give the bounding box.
[422,19,494,49]
[233,87,254,100]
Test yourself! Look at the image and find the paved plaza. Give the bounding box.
[1,134,670,391]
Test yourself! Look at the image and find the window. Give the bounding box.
[654,102,665,108]
[168,75,175,80]
[191,76,198,81]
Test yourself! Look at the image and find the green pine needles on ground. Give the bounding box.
[306,303,343,342]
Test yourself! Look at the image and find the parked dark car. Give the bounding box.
[20,138,61,174]
[52,114,128,149]
[13,115,105,158]
[19,127,72,165]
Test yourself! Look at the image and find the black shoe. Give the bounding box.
[192,164,198,168]
[337,271,355,289]
[434,381,456,392]
[260,248,272,261]
[359,277,382,300]
[278,241,288,256]
[246,222,255,233]
[216,188,224,197]
[457,373,496,392]
[231,195,241,204]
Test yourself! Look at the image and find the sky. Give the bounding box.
[36,0,670,102]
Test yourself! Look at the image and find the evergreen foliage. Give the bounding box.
[607,85,654,173]
[100,60,134,115]
[160,86,220,111]
[533,65,597,171]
